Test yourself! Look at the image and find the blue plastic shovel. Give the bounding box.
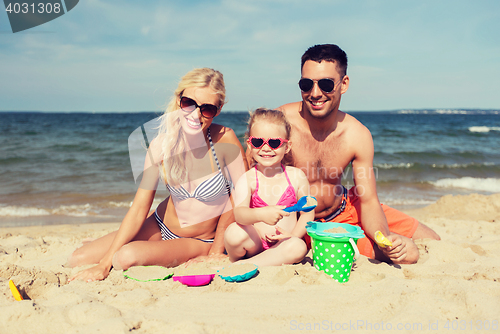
[283,196,317,213]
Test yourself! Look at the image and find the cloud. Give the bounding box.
[1,0,499,111]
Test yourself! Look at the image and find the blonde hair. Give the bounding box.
[158,68,226,186]
[246,108,293,166]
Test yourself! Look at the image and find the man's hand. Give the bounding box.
[378,234,408,263]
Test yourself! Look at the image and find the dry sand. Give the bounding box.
[1,193,499,334]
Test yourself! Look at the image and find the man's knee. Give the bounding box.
[413,221,441,241]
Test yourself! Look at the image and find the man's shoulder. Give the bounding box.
[339,113,374,154]
[342,112,371,135]
[277,101,301,114]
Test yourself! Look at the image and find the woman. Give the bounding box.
[68,68,248,282]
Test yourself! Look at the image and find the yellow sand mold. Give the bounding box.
[374,231,393,248]
[9,280,23,301]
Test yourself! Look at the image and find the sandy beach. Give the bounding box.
[1,193,499,334]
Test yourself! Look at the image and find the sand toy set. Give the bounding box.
[306,222,365,283]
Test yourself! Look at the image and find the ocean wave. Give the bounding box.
[430,162,496,169]
[108,201,133,208]
[51,204,94,217]
[374,163,414,169]
[0,199,164,217]
[0,204,95,217]
[0,206,51,217]
[374,162,495,170]
[469,126,500,133]
[431,177,500,193]
[396,109,499,115]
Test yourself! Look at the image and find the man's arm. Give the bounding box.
[351,125,418,264]
[351,127,389,240]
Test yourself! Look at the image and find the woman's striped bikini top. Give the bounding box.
[166,128,232,202]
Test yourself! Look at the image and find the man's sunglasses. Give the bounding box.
[298,78,337,93]
[248,136,289,150]
[180,96,219,119]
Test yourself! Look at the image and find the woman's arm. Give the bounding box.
[69,140,161,282]
[69,188,157,282]
[208,126,249,254]
[208,202,234,255]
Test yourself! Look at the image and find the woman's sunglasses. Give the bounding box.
[180,96,219,119]
[298,78,337,93]
[248,136,289,150]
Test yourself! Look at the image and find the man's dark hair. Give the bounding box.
[301,44,348,76]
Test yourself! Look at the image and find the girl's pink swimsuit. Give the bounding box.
[250,165,297,208]
[249,165,297,249]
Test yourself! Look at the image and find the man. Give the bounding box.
[278,44,440,264]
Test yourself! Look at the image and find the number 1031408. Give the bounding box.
[443,320,498,331]
[5,2,62,14]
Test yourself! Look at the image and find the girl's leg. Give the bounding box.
[237,236,307,266]
[112,237,212,270]
[67,213,162,268]
[224,222,263,262]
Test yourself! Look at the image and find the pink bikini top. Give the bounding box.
[249,165,297,208]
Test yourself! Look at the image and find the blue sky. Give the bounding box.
[1,0,499,112]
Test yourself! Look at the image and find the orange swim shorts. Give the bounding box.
[306,187,419,259]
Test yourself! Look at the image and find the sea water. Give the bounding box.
[0,109,499,227]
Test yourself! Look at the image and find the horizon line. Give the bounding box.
[1,108,499,114]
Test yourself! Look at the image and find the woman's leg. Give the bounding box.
[112,237,212,270]
[67,213,161,268]
[224,222,263,262]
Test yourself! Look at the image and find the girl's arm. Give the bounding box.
[233,170,258,225]
[233,172,290,226]
[290,168,314,238]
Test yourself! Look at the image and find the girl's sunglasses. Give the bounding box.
[180,96,219,119]
[248,136,289,150]
[298,78,336,93]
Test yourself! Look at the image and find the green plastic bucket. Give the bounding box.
[306,222,364,283]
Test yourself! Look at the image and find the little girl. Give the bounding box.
[224,108,314,266]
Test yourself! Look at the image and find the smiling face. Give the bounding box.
[300,60,349,119]
[177,86,220,136]
[248,120,291,169]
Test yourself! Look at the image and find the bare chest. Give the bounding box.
[290,130,352,183]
